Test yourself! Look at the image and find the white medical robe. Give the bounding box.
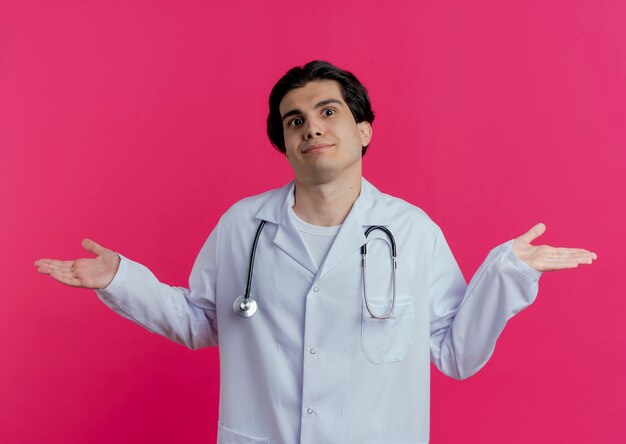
[96,178,541,443]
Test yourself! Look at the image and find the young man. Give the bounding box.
[35,61,596,444]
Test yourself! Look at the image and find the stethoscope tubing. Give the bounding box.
[245,220,266,298]
[236,220,398,320]
[361,226,398,319]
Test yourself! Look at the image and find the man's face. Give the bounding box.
[279,80,372,185]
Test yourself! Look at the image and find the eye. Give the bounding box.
[323,108,336,117]
[288,117,303,127]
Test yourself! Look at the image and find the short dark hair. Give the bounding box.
[266,60,375,156]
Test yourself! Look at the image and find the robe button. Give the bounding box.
[307,408,314,414]
[313,286,319,292]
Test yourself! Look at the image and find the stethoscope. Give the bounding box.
[233,221,398,320]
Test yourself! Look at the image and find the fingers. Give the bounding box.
[553,247,598,260]
[34,260,82,286]
[565,252,597,265]
[531,247,598,271]
[82,238,108,256]
[539,257,585,271]
[544,247,597,263]
[519,223,546,244]
[34,259,75,272]
[34,259,75,280]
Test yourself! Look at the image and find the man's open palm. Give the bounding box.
[34,239,120,289]
[512,223,597,272]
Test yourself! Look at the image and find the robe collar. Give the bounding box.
[255,178,392,277]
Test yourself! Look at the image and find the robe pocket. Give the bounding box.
[217,422,271,444]
[361,298,415,364]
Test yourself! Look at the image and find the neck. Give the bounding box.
[292,175,362,227]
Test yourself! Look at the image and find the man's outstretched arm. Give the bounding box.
[34,233,219,350]
[430,222,597,380]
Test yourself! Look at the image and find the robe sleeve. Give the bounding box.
[95,220,222,350]
[429,228,541,379]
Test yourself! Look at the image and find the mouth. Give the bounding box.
[302,143,334,154]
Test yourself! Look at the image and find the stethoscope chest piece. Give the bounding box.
[234,295,258,318]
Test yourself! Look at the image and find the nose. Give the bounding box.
[304,118,323,140]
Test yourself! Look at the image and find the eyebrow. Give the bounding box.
[281,98,343,121]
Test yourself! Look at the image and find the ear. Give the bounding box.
[357,121,372,147]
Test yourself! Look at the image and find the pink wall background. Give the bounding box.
[1,0,624,442]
